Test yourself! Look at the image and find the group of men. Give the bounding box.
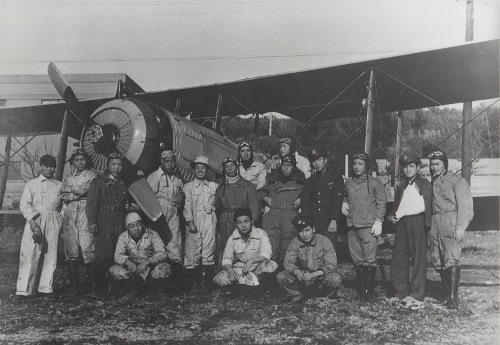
[15,136,473,310]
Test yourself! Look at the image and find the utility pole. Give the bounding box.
[461,0,474,183]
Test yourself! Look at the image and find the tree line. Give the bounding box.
[222,102,500,176]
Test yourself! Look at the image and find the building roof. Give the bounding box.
[0,73,144,102]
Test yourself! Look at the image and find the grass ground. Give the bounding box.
[0,228,499,345]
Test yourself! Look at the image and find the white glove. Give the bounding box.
[371,220,383,237]
[341,202,349,216]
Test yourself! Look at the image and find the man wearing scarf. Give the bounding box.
[428,150,473,309]
[215,157,259,270]
[342,152,386,302]
[269,137,311,179]
[237,141,267,190]
[86,152,129,297]
[260,154,304,263]
[388,153,431,309]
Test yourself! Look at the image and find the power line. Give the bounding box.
[0,51,397,64]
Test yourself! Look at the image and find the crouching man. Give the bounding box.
[277,215,341,302]
[214,208,277,293]
[110,212,171,292]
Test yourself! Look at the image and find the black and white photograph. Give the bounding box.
[0,0,499,343]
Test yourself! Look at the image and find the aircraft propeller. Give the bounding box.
[48,62,163,222]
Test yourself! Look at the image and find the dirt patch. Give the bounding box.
[0,231,499,344]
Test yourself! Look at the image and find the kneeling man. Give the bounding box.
[214,208,277,289]
[277,215,341,302]
[110,212,171,285]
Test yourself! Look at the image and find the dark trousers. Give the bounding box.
[390,213,427,301]
[277,271,341,298]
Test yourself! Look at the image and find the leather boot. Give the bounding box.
[364,266,377,302]
[439,269,450,305]
[186,268,201,292]
[447,266,461,309]
[202,265,215,291]
[354,265,365,300]
[86,264,96,293]
[93,264,108,299]
[67,260,80,294]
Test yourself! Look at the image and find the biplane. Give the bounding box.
[0,39,498,231]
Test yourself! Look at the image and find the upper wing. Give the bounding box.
[139,39,499,122]
[0,39,498,137]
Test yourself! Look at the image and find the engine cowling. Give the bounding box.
[80,98,159,173]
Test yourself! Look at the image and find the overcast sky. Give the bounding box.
[0,0,498,91]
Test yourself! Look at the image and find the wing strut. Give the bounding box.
[364,68,376,156]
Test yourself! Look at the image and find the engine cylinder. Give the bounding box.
[80,98,159,173]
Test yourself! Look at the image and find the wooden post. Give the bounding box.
[253,113,260,151]
[461,0,474,183]
[175,98,181,114]
[0,134,12,209]
[364,68,376,155]
[394,108,403,184]
[55,111,69,181]
[344,154,349,178]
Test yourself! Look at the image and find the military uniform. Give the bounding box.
[86,173,128,266]
[215,176,259,267]
[430,172,473,270]
[344,174,387,267]
[301,167,344,245]
[428,150,474,309]
[277,215,341,300]
[343,152,387,301]
[261,167,304,262]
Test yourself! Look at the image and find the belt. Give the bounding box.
[36,208,59,212]
[271,206,295,210]
[432,209,457,215]
[101,206,125,211]
[222,208,242,213]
